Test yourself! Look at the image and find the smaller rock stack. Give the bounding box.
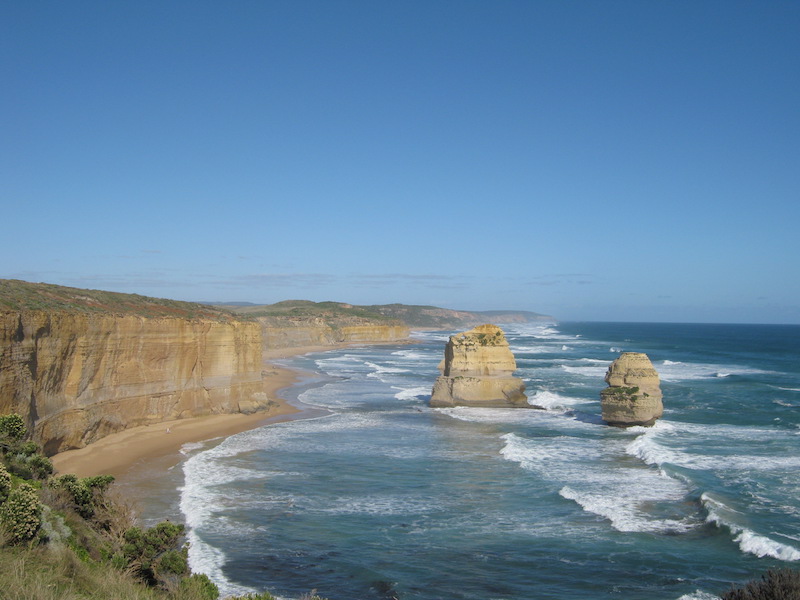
[430,324,528,408]
[600,352,663,427]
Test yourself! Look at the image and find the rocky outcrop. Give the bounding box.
[430,324,528,408]
[0,311,270,454]
[600,352,663,427]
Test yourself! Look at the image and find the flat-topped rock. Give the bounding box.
[600,352,663,427]
[430,324,528,408]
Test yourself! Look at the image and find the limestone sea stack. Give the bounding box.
[430,324,528,408]
[600,352,663,427]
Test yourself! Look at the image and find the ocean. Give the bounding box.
[133,322,800,600]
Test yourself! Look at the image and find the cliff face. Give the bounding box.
[430,324,528,408]
[257,316,408,350]
[600,352,663,427]
[0,311,269,454]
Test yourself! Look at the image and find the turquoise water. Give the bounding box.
[171,322,800,600]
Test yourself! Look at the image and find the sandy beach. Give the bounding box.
[50,343,348,479]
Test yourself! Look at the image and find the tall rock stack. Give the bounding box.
[430,324,528,408]
[600,352,663,427]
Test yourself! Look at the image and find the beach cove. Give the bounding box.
[50,343,361,480]
[53,323,800,600]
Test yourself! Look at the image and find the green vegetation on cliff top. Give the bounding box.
[227,299,398,323]
[1,279,552,328]
[0,280,240,321]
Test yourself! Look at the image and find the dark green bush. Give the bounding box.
[26,453,53,479]
[0,482,42,543]
[158,548,189,576]
[179,573,220,599]
[0,463,10,504]
[721,568,800,599]
[17,441,38,456]
[49,473,115,518]
[0,414,27,442]
[122,521,187,586]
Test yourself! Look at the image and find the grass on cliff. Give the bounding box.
[0,279,240,321]
[229,300,400,324]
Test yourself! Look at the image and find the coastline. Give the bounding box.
[50,342,368,479]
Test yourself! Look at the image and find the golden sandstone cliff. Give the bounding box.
[0,281,412,455]
[258,317,408,350]
[430,324,528,408]
[600,352,663,427]
[0,311,270,454]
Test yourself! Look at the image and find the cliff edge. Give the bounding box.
[0,281,270,454]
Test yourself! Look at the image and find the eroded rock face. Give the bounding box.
[0,311,270,454]
[430,324,528,408]
[600,352,663,427]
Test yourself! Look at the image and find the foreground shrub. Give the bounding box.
[0,482,42,543]
[121,521,188,586]
[722,568,800,599]
[50,473,115,518]
[0,413,27,442]
[179,573,220,599]
[6,451,54,480]
[0,463,10,503]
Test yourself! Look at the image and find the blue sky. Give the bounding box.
[2,1,798,323]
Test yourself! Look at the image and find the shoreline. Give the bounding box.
[50,341,382,480]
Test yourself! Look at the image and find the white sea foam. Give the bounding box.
[510,344,553,354]
[365,360,410,382]
[501,433,696,534]
[657,360,770,382]
[527,389,586,411]
[391,349,431,361]
[560,364,607,377]
[393,385,430,401]
[181,438,264,597]
[180,441,210,455]
[365,360,409,374]
[437,407,597,432]
[702,493,800,561]
[557,486,694,534]
[625,422,800,472]
[676,592,719,600]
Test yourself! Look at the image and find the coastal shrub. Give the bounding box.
[230,593,277,600]
[0,482,43,543]
[0,413,27,442]
[721,568,800,599]
[178,573,220,600]
[0,463,10,503]
[122,521,187,586]
[28,453,54,479]
[18,440,39,456]
[49,473,115,518]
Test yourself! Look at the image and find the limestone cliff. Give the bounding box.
[0,279,275,454]
[0,311,270,454]
[600,352,663,427]
[258,316,408,350]
[430,324,528,408]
